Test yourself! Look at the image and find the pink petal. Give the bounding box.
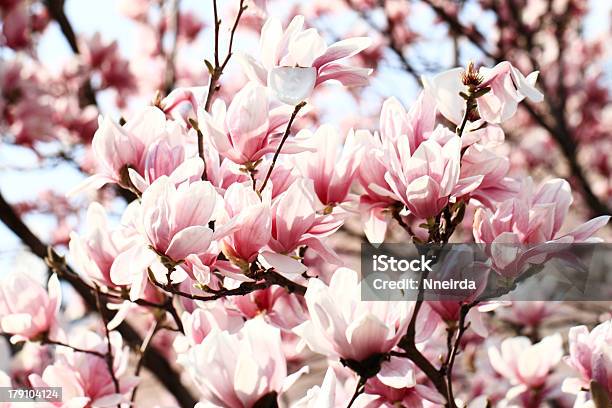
[312,37,372,69]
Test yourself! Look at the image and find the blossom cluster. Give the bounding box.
[0,1,610,408]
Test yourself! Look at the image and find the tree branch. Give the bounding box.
[203,0,247,112]
[163,0,182,95]
[258,101,306,194]
[43,0,98,108]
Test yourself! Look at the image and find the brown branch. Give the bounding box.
[163,0,182,95]
[43,0,98,108]
[443,304,472,405]
[258,101,306,194]
[43,0,79,53]
[0,192,198,408]
[420,0,495,60]
[345,0,420,83]
[149,268,306,302]
[42,338,105,359]
[130,319,160,404]
[203,0,247,112]
[94,285,121,403]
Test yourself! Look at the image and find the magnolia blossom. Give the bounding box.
[239,15,372,104]
[267,179,343,275]
[127,140,204,192]
[69,203,135,288]
[460,140,519,208]
[179,317,305,408]
[0,274,61,343]
[29,331,138,407]
[173,304,244,354]
[291,125,361,207]
[72,107,190,194]
[488,334,563,392]
[110,176,228,299]
[294,267,412,363]
[423,61,544,125]
[220,183,271,272]
[200,82,311,165]
[383,130,481,219]
[230,285,308,331]
[379,93,437,152]
[563,320,612,401]
[474,178,610,277]
[357,358,446,407]
[354,93,437,242]
[293,368,338,408]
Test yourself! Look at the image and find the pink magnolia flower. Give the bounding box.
[497,301,556,330]
[357,358,446,407]
[423,61,543,125]
[383,129,481,219]
[0,274,61,343]
[200,82,311,165]
[127,139,204,192]
[291,125,361,207]
[460,140,519,208]
[110,176,228,299]
[266,179,343,274]
[72,107,190,194]
[378,93,437,152]
[563,320,612,400]
[293,367,338,408]
[477,62,544,123]
[178,317,306,408]
[231,285,308,331]
[69,203,136,288]
[294,267,412,363]
[473,178,610,277]
[222,182,271,262]
[173,304,244,354]
[354,92,437,242]
[488,334,563,390]
[29,331,138,407]
[239,15,372,104]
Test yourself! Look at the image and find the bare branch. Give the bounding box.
[258,101,306,194]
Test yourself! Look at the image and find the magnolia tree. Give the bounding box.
[0,0,611,407]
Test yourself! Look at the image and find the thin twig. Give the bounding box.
[344,0,421,83]
[346,376,366,408]
[43,0,98,107]
[42,339,105,358]
[130,319,160,404]
[148,268,306,302]
[163,0,181,95]
[203,0,247,112]
[94,285,121,401]
[258,101,306,194]
[164,296,185,334]
[444,305,472,405]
